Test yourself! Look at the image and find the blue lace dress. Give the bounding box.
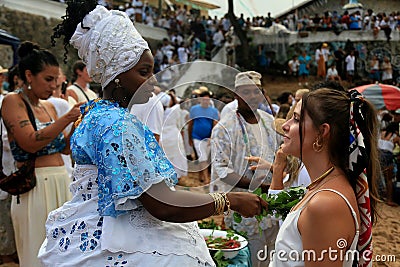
[38,100,214,266]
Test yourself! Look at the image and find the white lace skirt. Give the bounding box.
[38,164,215,266]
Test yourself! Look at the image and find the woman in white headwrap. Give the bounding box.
[38,1,268,266]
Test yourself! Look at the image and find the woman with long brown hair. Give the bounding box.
[269,88,380,266]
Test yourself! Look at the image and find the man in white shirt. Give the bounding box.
[326,63,341,81]
[288,55,300,77]
[171,32,183,47]
[211,71,280,266]
[345,50,355,84]
[144,12,154,26]
[212,26,224,48]
[125,3,135,21]
[161,38,175,60]
[177,43,190,64]
[130,87,164,142]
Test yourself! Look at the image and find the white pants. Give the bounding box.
[193,138,210,162]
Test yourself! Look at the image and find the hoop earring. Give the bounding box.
[312,137,323,152]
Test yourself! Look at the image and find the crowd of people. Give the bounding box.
[286,42,397,88]
[49,0,400,85]
[0,0,399,266]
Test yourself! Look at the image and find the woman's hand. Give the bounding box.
[227,192,268,218]
[64,102,85,123]
[272,148,288,172]
[245,156,272,171]
[270,147,288,190]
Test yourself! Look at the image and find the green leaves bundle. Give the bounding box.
[233,186,306,224]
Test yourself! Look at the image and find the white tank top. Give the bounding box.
[68,84,97,103]
[270,189,359,267]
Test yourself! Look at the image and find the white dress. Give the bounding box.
[39,165,214,266]
[38,100,214,266]
[160,104,188,178]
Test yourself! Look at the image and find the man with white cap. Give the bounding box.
[220,73,276,118]
[211,71,280,266]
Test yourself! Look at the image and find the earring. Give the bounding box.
[114,78,122,89]
[312,137,323,152]
[27,83,32,90]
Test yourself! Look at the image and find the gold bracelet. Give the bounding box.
[216,193,225,215]
[209,193,219,215]
[221,193,231,215]
[209,193,226,215]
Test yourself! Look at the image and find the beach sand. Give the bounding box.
[373,203,400,266]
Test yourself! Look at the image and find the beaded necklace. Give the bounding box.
[235,110,274,157]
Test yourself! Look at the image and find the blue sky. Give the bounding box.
[209,0,307,18]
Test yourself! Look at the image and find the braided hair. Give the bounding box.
[51,0,97,62]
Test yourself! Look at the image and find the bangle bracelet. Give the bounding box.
[209,193,227,215]
[209,193,231,215]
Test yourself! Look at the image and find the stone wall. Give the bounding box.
[0,6,79,77]
[0,5,165,78]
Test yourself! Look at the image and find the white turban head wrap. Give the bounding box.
[70,5,149,89]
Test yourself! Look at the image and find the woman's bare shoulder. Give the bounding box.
[301,183,358,227]
[2,92,24,108]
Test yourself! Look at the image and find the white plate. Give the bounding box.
[199,229,248,259]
